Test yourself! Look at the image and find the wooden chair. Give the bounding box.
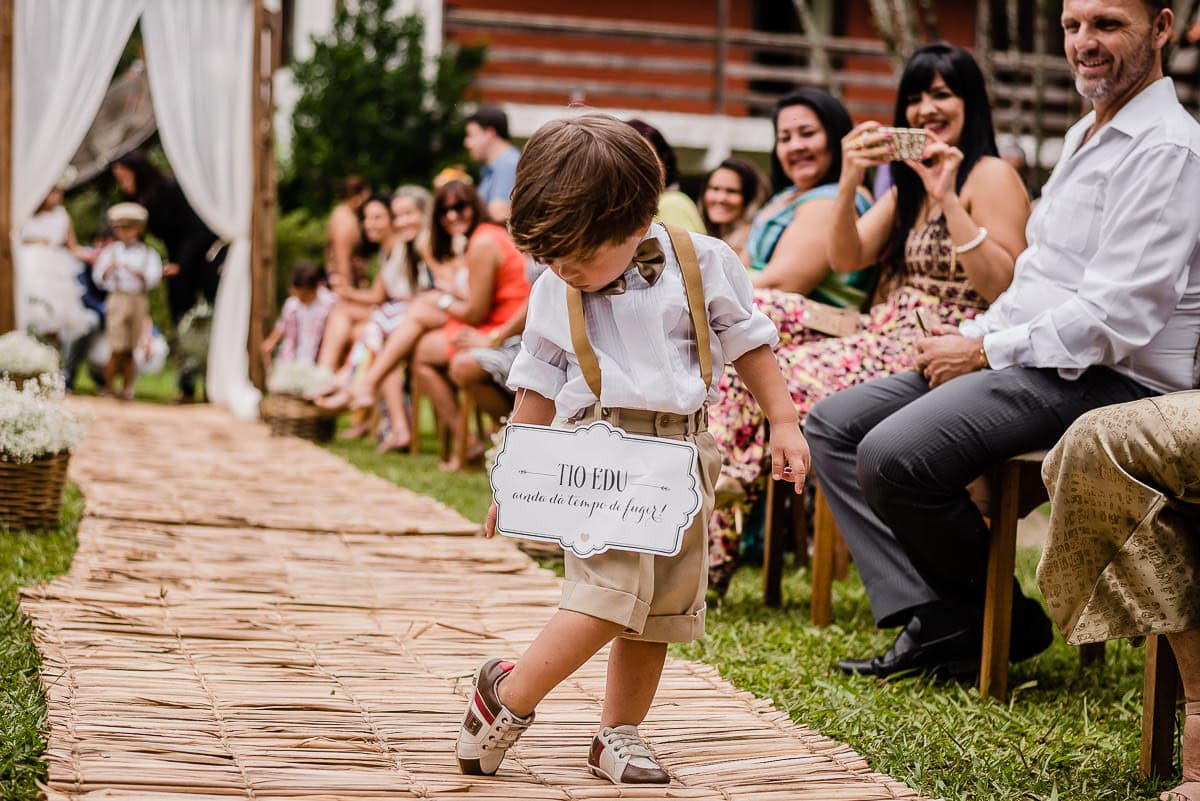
[1142,634,1182,779]
[786,449,1106,699]
[406,378,452,461]
[452,392,490,471]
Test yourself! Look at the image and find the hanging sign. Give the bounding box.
[490,421,703,558]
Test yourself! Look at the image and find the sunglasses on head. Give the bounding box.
[439,200,472,216]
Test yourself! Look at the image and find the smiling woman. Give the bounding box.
[699,158,767,262]
[706,43,1034,592]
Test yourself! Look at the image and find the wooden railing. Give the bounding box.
[445,7,1200,154]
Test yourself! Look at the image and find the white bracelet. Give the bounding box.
[953,227,988,255]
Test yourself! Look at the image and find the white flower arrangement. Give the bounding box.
[267,360,335,397]
[0,331,60,378]
[0,377,86,463]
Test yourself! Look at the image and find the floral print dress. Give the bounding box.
[708,214,991,590]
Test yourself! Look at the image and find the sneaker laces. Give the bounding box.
[486,712,531,752]
[605,727,653,760]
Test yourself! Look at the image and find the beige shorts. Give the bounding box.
[106,291,148,353]
[558,405,719,644]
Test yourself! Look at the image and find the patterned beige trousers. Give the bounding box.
[1037,391,1200,644]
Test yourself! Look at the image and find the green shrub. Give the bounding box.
[274,208,328,309]
[280,0,486,214]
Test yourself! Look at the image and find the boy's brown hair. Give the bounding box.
[509,113,664,264]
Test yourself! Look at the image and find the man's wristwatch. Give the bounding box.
[437,293,454,311]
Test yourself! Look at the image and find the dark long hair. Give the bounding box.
[430,181,486,263]
[700,157,767,238]
[887,42,998,268]
[769,88,854,194]
[114,150,168,206]
[625,118,679,187]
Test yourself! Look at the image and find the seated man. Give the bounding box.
[806,0,1200,677]
[1037,393,1200,801]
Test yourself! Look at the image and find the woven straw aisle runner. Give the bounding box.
[21,398,927,800]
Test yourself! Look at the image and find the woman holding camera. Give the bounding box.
[707,42,1031,592]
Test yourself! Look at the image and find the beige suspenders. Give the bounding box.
[564,223,712,402]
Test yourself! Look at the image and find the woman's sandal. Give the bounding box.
[1161,702,1200,801]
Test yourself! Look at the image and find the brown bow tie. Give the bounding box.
[594,238,666,295]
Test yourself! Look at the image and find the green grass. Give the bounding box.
[329,429,1179,801]
[324,407,494,523]
[0,487,83,801]
[70,366,193,404]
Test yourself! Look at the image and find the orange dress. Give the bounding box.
[442,223,531,356]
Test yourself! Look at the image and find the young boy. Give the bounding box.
[456,114,809,784]
[93,203,162,399]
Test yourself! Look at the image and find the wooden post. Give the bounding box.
[0,0,14,334]
[248,0,279,391]
[975,0,993,85]
[1032,0,1048,179]
[713,0,728,116]
[1005,0,1023,143]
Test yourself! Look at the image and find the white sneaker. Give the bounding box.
[456,658,534,776]
[587,724,669,785]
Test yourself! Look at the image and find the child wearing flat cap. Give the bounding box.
[93,203,162,399]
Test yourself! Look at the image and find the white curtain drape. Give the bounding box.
[141,0,260,420]
[12,0,143,329]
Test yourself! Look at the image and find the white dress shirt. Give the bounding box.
[960,78,1200,394]
[93,241,164,294]
[509,223,779,419]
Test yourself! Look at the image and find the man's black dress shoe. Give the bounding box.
[837,613,981,679]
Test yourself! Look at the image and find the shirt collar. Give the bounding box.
[641,221,662,245]
[1105,77,1177,139]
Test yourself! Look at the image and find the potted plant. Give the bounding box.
[0,331,60,389]
[261,361,338,442]
[0,377,85,530]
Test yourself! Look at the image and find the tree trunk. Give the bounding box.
[891,0,918,58]
[867,0,905,75]
[915,0,939,40]
[790,0,840,99]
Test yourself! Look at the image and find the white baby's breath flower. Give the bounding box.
[267,361,335,397]
[0,378,85,463]
[0,331,60,377]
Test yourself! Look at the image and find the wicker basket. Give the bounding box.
[1,371,43,391]
[0,451,70,530]
[261,394,337,443]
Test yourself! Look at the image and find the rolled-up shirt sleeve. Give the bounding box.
[92,247,113,290]
[143,249,164,290]
[506,276,569,399]
[984,144,1200,371]
[704,241,780,361]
